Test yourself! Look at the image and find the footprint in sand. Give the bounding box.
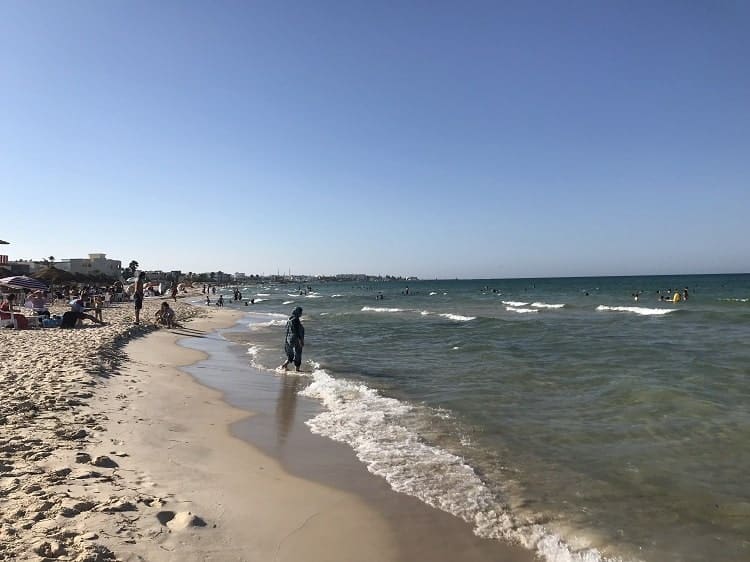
[156,510,207,530]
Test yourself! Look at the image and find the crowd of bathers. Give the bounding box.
[630,287,689,303]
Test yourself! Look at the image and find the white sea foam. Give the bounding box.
[361,306,405,313]
[246,345,262,368]
[531,302,565,309]
[259,312,287,318]
[331,294,343,298]
[256,293,271,297]
[305,294,324,298]
[253,298,267,302]
[596,305,675,316]
[502,301,530,307]
[720,298,748,302]
[282,300,294,305]
[439,313,476,322]
[421,310,431,316]
[250,319,286,329]
[300,367,623,562]
[506,307,538,314]
[429,292,438,296]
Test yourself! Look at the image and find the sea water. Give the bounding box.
[204,274,750,562]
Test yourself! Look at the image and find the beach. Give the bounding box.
[0,295,533,561]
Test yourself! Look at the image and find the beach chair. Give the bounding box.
[0,310,14,328]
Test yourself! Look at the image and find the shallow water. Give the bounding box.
[199,274,750,562]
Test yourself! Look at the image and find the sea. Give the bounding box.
[190,274,750,562]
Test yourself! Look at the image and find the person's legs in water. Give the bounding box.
[281,342,295,370]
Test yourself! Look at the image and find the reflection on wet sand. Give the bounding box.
[276,374,302,444]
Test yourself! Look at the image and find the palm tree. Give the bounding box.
[128,260,139,275]
[48,255,55,263]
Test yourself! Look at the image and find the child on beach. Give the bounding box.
[93,296,104,323]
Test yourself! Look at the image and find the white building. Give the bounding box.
[57,253,122,279]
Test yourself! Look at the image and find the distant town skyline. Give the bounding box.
[2,3,748,278]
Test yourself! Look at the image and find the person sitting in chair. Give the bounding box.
[1,294,28,329]
[25,291,51,319]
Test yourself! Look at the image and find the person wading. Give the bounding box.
[281,306,305,372]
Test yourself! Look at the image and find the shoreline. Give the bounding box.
[0,298,534,560]
[177,312,536,561]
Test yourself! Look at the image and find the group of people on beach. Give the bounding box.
[1,284,114,329]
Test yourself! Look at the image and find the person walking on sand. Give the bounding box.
[281,306,305,372]
[134,271,145,324]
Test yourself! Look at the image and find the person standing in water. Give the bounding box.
[281,306,305,372]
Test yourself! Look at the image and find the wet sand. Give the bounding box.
[0,299,535,561]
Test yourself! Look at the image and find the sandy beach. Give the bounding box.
[0,296,534,561]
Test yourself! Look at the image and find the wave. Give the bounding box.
[502,301,530,307]
[246,345,262,369]
[282,300,294,305]
[256,293,271,297]
[250,319,286,329]
[719,298,748,303]
[331,294,344,298]
[300,365,621,562]
[596,305,675,316]
[531,302,565,309]
[361,306,405,313]
[506,307,538,314]
[439,313,476,322]
[429,292,438,296]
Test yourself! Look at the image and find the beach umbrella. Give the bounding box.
[0,275,48,290]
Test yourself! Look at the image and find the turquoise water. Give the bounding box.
[205,274,750,562]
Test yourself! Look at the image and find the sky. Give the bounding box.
[1,1,748,279]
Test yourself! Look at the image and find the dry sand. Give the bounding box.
[0,297,204,560]
[1,295,534,561]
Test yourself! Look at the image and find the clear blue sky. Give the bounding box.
[1,1,748,278]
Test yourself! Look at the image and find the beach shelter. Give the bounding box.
[32,266,76,284]
[0,275,48,291]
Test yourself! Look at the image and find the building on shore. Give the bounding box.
[56,253,122,279]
